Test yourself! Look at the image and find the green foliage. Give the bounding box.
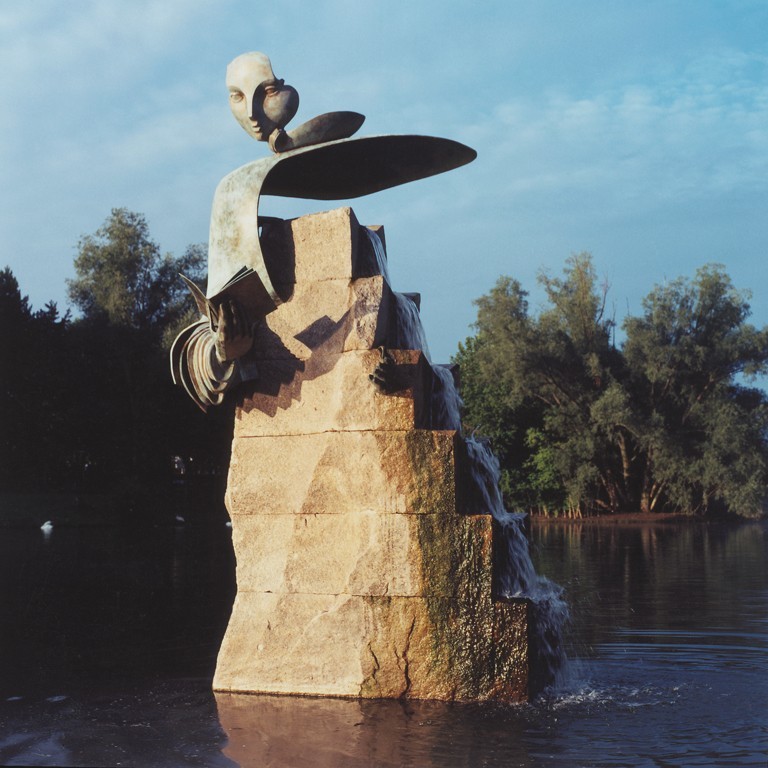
[1,212,231,520]
[622,265,768,516]
[67,208,205,342]
[457,257,768,518]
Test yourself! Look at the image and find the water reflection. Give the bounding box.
[0,524,235,697]
[1,682,235,768]
[531,519,768,657]
[0,518,765,767]
[215,693,537,768]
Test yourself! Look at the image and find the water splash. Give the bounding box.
[464,436,569,691]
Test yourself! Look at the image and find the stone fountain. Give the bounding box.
[171,52,540,702]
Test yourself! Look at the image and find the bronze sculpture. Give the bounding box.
[171,51,475,410]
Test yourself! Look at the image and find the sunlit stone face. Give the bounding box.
[226,52,299,142]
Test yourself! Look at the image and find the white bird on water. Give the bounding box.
[40,521,53,533]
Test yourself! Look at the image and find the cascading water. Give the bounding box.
[464,436,569,691]
[430,364,463,430]
[367,223,568,692]
[364,228,432,360]
[433,360,568,689]
[432,356,569,691]
[389,291,432,360]
[364,226,391,285]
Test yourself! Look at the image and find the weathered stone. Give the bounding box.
[226,429,458,516]
[214,592,503,700]
[248,276,391,361]
[233,350,433,436]
[290,207,361,283]
[212,206,533,703]
[215,592,367,696]
[230,511,492,597]
[260,210,389,287]
[491,598,530,701]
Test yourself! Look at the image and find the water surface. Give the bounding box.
[0,518,765,767]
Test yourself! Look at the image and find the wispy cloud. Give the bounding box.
[466,49,768,216]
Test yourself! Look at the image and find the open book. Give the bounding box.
[180,269,277,329]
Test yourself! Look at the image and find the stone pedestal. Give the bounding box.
[213,207,530,701]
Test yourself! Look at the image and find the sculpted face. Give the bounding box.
[226,52,299,142]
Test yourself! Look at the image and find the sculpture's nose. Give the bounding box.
[249,90,261,121]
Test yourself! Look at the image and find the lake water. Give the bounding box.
[0,517,765,767]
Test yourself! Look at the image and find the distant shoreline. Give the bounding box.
[529,511,763,524]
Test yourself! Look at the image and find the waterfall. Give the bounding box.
[464,436,569,691]
[430,364,463,430]
[389,292,432,361]
[424,366,568,690]
[363,226,391,285]
[362,225,568,691]
[363,227,432,361]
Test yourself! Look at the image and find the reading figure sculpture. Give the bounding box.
[172,53,539,703]
[170,51,474,410]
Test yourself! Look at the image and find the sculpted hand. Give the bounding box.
[368,346,398,394]
[214,299,254,364]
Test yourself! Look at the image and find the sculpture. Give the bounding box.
[171,52,542,703]
[226,51,364,153]
[171,51,475,411]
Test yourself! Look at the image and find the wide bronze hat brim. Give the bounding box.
[261,135,476,200]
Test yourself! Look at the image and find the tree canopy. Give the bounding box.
[67,207,205,340]
[455,256,768,518]
[1,211,230,521]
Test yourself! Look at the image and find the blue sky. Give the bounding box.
[1,1,766,363]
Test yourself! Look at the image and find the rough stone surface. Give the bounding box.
[249,276,391,361]
[492,599,530,701]
[230,511,492,597]
[214,592,527,701]
[215,207,531,702]
[290,207,361,283]
[234,349,432,436]
[226,430,457,516]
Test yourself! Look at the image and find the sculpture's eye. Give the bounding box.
[229,90,244,103]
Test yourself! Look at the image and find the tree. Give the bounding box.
[63,209,224,504]
[0,269,73,490]
[623,265,768,516]
[1,214,232,520]
[67,208,205,341]
[456,255,627,514]
[457,257,768,517]
[0,268,33,488]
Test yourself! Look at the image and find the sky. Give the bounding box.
[1,0,767,364]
